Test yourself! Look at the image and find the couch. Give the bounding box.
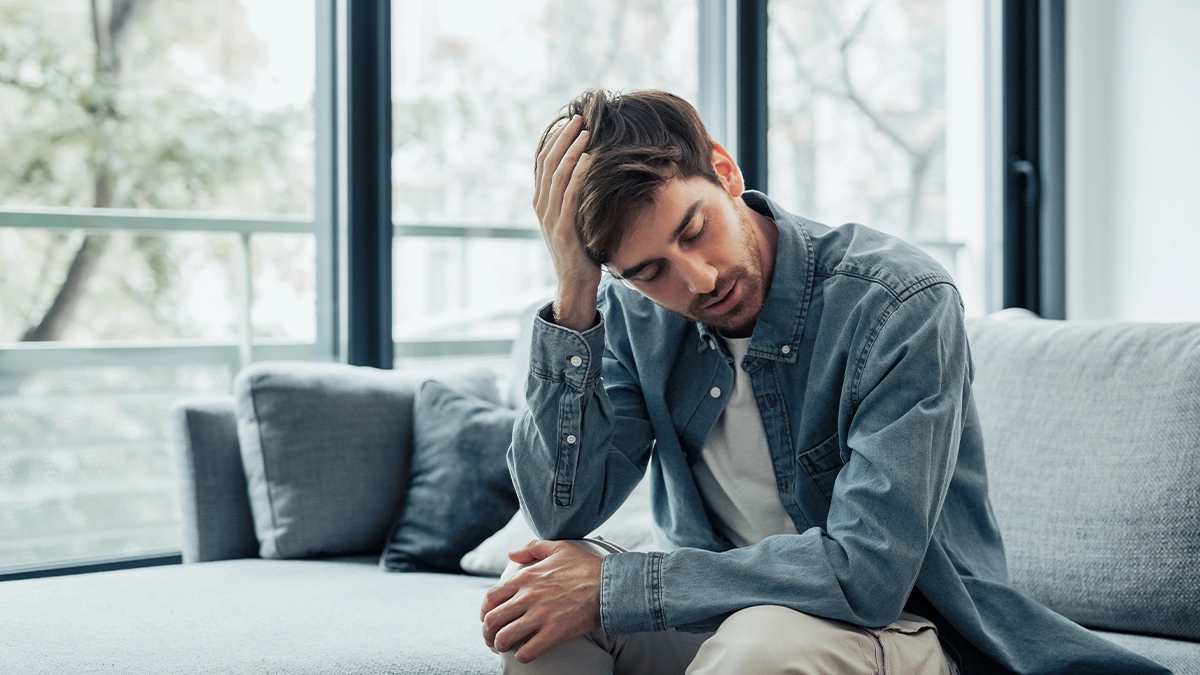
[1,314,1197,674]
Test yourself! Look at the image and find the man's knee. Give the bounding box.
[687,605,875,675]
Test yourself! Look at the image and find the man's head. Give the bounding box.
[536,89,776,336]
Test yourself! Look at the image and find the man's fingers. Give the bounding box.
[512,625,566,665]
[480,581,518,620]
[493,612,540,655]
[537,115,584,214]
[533,122,566,209]
[508,539,559,564]
[545,130,590,228]
[559,152,592,235]
[535,119,569,177]
[481,596,528,649]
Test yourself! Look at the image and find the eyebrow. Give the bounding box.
[614,199,703,279]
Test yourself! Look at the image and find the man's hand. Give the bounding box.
[533,114,602,332]
[480,540,604,664]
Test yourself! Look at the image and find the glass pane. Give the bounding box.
[390,0,700,365]
[768,0,988,315]
[0,0,316,571]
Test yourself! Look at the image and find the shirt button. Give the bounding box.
[781,345,791,355]
[707,338,717,350]
[566,434,577,444]
[710,387,721,398]
[570,356,583,367]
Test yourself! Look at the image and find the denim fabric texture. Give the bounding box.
[508,191,1168,675]
[380,380,520,573]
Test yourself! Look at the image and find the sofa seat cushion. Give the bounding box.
[0,559,499,674]
[1095,631,1200,675]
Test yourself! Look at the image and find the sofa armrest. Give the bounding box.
[169,397,259,563]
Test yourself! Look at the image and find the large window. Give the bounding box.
[0,0,317,572]
[768,0,989,314]
[389,0,699,367]
[1,0,997,576]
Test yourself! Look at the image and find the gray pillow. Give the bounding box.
[379,380,520,573]
[235,362,498,560]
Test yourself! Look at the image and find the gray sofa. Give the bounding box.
[1,315,1197,674]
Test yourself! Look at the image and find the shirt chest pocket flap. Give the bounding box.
[797,432,844,502]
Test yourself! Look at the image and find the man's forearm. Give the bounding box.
[509,302,650,540]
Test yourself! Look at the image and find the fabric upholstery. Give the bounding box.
[380,381,520,573]
[0,559,499,674]
[1095,631,1200,675]
[234,362,501,560]
[234,362,421,559]
[965,318,1200,642]
[169,396,258,563]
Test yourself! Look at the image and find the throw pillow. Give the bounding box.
[235,362,499,560]
[379,380,520,573]
[460,475,659,576]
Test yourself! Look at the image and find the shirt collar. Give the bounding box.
[695,190,814,365]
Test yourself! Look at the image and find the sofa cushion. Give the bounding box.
[0,559,499,674]
[380,380,520,573]
[965,318,1200,641]
[1095,631,1200,675]
[234,362,498,560]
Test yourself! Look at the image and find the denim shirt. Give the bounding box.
[509,192,1167,675]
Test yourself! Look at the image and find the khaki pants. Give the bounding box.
[497,541,957,675]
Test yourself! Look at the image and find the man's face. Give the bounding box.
[608,176,769,337]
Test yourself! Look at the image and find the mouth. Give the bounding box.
[703,279,740,315]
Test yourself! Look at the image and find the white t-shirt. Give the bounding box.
[691,336,799,548]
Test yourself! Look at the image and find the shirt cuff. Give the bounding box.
[529,301,606,391]
[600,551,667,635]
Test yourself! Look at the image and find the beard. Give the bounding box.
[680,209,767,335]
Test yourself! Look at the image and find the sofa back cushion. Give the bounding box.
[965,317,1200,641]
[234,362,498,559]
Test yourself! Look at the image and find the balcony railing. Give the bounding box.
[0,205,545,367]
[0,205,546,573]
[0,205,965,573]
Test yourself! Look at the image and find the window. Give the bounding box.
[389,0,700,371]
[767,0,990,314]
[0,0,317,572]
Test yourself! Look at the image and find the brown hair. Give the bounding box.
[535,89,719,267]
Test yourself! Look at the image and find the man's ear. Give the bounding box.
[711,142,744,198]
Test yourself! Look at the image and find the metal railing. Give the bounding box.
[0,205,545,573]
[0,205,544,369]
[0,205,965,573]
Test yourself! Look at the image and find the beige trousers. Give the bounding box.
[497,541,957,675]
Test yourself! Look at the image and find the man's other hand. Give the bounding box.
[480,540,604,664]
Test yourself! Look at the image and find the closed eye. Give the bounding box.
[632,262,663,283]
[682,216,707,244]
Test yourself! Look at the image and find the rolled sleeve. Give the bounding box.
[600,551,666,635]
[528,302,606,391]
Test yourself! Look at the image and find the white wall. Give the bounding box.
[1067,0,1200,321]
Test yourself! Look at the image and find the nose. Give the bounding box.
[678,255,718,295]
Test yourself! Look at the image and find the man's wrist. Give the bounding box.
[553,289,599,332]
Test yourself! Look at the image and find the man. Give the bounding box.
[480,89,1166,674]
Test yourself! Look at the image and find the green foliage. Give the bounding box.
[0,0,313,341]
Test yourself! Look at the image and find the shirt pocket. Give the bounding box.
[797,432,844,501]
